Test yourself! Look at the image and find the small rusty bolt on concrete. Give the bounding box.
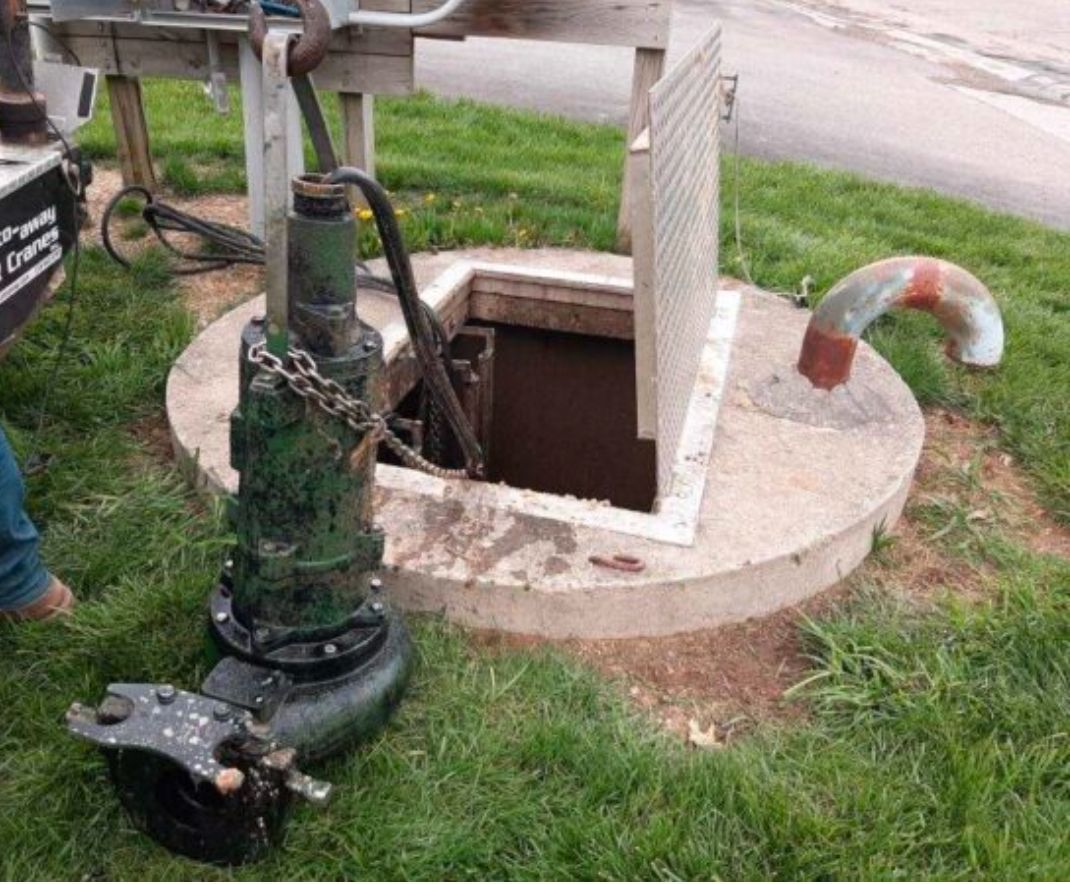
[0,0,49,144]
[797,256,1004,390]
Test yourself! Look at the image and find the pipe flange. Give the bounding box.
[208,581,390,680]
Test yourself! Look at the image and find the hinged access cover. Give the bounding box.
[631,25,722,496]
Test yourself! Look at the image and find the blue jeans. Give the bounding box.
[0,426,50,611]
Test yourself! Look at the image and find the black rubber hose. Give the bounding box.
[327,166,485,478]
[101,178,475,471]
[102,185,264,275]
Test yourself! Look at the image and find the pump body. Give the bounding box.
[67,177,412,864]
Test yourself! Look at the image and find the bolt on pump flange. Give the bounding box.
[66,175,412,865]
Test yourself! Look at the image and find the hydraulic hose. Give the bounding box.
[327,166,485,478]
[102,185,264,275]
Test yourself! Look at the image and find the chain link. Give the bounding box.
[247,341,470,481]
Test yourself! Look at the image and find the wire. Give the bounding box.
[100,183,456,414]
[22,224,80,477]
[728,94,812,308]
[102,186,264,275]
[730,95,754,288]
[100,188,427,307]
[327,166,484,478]
[27,20,82,67]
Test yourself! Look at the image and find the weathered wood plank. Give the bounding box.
[57,34,414,94]
[414,0,672,49]
[616,47,665,254]
[105,74,156,187]
[469,293,633,340]
[51,20,413,58]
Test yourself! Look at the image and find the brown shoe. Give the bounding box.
[0,576,76,622]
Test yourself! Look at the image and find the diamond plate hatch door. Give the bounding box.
[631,24,722,498]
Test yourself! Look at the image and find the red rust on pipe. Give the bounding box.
[900,258,942,311]
[796,325,859,391]
[797,256,1003,391]
[249,0,331,77]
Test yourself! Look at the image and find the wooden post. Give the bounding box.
[105,75,156,188]
[339,92,376,205]
[615,47,665,254]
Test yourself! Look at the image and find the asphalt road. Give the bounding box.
[415,0,1070,229]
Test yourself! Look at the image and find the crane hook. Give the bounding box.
[249,0,332,77]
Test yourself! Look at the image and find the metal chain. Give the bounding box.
[247,341,470,480]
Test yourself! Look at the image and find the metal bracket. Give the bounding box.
[291,73,338,171]
[720,73,739,123]
[261,29,291,358]
[205,30,230,114]
[66,682,246,790]
[66,680,333,863]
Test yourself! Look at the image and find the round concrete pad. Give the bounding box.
[168,248,924,638]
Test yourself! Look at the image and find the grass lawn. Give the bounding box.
[0,80,1068,880]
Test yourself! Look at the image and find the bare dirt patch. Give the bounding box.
[87,167,261,328]
[916,408,1070,560]
[472,590,841,747]
[472,408,1069,746]
[129,411,175,468]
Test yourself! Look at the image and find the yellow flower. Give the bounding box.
[395,208,408,218]
[356,208,374,222]
[423,192,437,204]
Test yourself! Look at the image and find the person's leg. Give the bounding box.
[0,425,51,612]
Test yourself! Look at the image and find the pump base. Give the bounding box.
[204,592,414,762]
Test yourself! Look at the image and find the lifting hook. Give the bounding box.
[248,0,332,76]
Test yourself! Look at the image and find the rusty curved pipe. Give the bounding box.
[797,256,1004,390]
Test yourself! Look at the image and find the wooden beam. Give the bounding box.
[55,24,415,95]
[616,48,665,254]
[105,75,156,188]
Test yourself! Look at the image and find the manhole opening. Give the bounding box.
[378,273,657,514]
